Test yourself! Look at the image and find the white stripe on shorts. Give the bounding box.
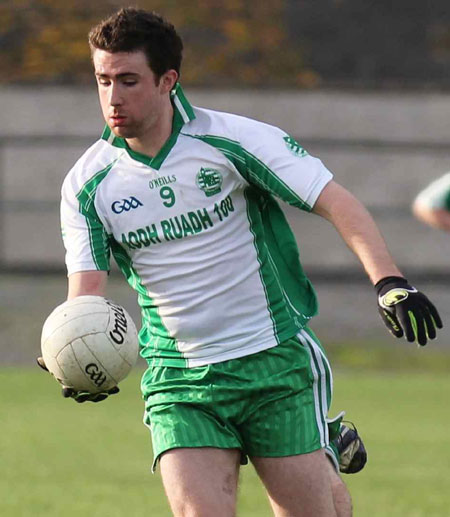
[297,329,333,447]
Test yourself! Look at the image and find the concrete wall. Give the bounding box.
[2,86,450,272]
[2,86,450,360]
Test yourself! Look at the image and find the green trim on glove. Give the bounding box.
[375,277,443,346]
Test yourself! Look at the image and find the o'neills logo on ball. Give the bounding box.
[106,301,128,345]
[85,363,107,387]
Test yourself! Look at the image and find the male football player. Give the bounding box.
[38,8,442,517]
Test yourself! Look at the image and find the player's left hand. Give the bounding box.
[375,276,443,346]
[60,385,120,403]
[36,356,120,403]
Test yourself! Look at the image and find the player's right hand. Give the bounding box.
[36,356,120,403]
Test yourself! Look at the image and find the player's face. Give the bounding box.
[93,49,175,139]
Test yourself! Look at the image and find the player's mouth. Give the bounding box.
[109,115,127,126]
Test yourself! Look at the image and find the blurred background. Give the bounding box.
[1,0,450,361]
[2,2,450,516]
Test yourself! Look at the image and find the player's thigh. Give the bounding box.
[160,447,241,517]
[251,448,337,517]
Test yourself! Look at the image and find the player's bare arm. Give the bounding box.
[313,180,442,346]
[67,270,108,299]
[313,180,402,284]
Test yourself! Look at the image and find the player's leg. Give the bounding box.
[300,328,354,516]
[252,449,338,517]
[326,458,353,517]
[141,364,245,516]
[239,330,352,516]
[160,447,241,517]
[324,421,367,516]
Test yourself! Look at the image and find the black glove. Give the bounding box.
[36,356,120,403]
[375,276,443,346]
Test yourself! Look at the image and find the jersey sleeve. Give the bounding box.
[415,172,450,211]
[61,169,111,276]
[236,119,333,211]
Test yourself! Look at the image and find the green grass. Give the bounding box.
[1,367,450,516]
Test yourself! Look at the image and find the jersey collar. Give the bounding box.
[100,83,195,170]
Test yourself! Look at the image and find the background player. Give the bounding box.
[413,172,450,231]
[37,8,442,517]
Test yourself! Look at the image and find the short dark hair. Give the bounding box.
[88,7,183,79]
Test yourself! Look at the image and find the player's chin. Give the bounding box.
[109,124,136,139]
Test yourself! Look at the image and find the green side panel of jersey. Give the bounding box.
[244,188,295,337]
[187,134,312,211]
[76,163,114,270]
[259,196,318,322]
[245,190,318,328]
[188,133,318,326]
[109,239,186,367]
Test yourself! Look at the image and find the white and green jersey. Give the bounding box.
[61,84,333,368]
[415,172,450,211]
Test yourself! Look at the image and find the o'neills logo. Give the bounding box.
[85,363,107,387]
[106,300,128,345]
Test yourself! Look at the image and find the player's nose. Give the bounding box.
[109,84,123,106]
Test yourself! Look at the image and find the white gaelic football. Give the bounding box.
[41,296,139,393]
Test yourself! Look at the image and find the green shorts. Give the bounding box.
[141,328,337,471]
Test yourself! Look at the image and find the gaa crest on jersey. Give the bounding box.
[196,168,223,197]
[111,196,143,214]
[283,136,308,158]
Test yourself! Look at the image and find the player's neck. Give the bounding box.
[126,102,174,158]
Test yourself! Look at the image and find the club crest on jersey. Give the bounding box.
[111,196,143,214]
[283,136,308,157]
[196,168,223,197]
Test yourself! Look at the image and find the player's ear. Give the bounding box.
[160,69,178,94]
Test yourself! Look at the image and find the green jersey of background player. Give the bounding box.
[413,172,450,232]
[37,8,442,517]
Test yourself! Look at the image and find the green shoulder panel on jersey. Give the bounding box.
[109,239,186,367]
[76,161,117,270]
[185,134,312,211]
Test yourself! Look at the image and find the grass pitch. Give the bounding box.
[1,367,450,517]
